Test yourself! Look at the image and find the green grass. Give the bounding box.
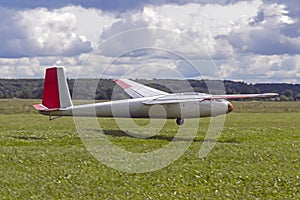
[0,99,299,199]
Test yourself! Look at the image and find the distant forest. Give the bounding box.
[0,78,300,101]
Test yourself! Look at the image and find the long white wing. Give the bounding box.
[143,93,278,105]
[203,93,279,100]
[115,79,169,98]
[115,78,278,102]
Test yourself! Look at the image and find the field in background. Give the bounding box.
[0,99,299,199]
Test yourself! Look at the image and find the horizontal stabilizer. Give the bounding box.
[33,104,49,111]
[33,104,64,112]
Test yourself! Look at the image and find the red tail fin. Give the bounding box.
[34,67,72,111]
[42,67,60,108]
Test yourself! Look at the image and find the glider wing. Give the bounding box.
[115,79,168,98]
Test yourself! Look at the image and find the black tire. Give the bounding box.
[176,118,184,125]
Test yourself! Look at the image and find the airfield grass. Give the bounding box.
[0,99,299,199]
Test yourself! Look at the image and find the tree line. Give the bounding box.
[0,78,299,101]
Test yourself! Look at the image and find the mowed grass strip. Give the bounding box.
[0,99,299,199]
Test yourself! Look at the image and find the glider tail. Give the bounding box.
[34,67,72,111]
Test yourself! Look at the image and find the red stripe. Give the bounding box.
[115,80,131,89]
[42,67,60,108]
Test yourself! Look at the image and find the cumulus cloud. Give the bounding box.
[0,56,84,78]
[99,1,262,60]
[219,54,300,83]
[0,58,42,78]
[225,2,300,55]
[0,0,257,12]
[94,1,262,80]
[59,6,115,46]
[0,7,92,58]
[0,1,300,83]
[0,6,115,77]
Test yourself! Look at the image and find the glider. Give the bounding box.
[34,67,278,125]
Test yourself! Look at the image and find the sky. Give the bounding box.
[0,0,299,83]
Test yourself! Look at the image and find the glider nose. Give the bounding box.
[227,102,234,113]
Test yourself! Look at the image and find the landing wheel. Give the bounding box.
[176,118,184,125]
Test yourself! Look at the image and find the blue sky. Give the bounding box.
[0,0,299,83]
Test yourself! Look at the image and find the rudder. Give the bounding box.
[41,67,72,109]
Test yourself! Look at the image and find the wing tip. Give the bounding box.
[115,79,131,89]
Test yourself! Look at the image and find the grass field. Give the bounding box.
[0,99,299,199]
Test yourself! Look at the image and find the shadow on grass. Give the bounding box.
[9,129,241,144]
[10,135,47,140]
[88,129,242,144]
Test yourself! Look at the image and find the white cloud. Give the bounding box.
[0,58,41,78]
[99,1,262,60]
[226,2,300,55]
[95,1,264,80]
[219,54,300,83]
[0,56,85,78]
[0,6,116,77]
[0,1,300,83]
[0,7,93,58]
[59,6,115,47]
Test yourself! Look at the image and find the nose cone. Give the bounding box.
[228,102,234,113]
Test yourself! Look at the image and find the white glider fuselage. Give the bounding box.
[38,93,231,119]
